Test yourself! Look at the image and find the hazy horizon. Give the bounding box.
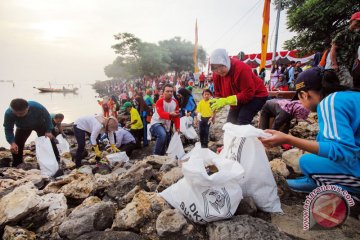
[0,0,295,84]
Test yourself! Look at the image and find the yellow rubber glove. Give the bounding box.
[111,144,120,153]
[210,95,237,111]
[93,145,102,158]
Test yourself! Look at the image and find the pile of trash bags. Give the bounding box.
[160,123,282,224]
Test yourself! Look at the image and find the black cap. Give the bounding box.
[292,67,323,100]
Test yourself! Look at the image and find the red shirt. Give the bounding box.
[199,73,205,82]
[213,58,268,105]
[151,98,180,131]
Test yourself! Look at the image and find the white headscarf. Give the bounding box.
[210,48,231,70]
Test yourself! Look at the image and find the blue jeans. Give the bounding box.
[150,124,171,155]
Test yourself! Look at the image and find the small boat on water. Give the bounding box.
[36,87,78,93]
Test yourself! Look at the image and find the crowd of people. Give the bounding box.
[2,11,360,197]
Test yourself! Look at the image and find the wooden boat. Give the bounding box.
[36,87,78,93]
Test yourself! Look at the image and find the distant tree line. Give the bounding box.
[104,33,206,80]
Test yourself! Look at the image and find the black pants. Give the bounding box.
[12,127,60,167]
[199,81,205,88]
[119,142,137,157]
[199,117,211,148]
[74,125,95,168]
[227,96,267,125]
[130,128,143,148]
[259,99,291,133]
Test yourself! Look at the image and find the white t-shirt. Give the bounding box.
[74,115,115,145]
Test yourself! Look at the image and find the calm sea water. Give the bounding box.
[0,81,101,148]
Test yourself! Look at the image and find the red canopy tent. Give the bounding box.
[233,50,314,69]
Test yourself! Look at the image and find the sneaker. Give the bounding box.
[287,177,318,193]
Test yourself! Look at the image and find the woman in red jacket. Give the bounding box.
[210,49,268,125]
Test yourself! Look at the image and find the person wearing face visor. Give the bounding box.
[209,48,268,125]
[73,115,120,168]
[260,67,360,196]
[3,98,59,167]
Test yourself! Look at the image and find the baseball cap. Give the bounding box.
[121,102,132,111]
[351,11,360,21]
[292,67,323,100]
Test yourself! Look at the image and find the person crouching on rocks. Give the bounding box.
[3,98,59,167]
[150,84,180,155]
[260,67,360,196]
[51,113,65,137]
[73,115,120,168]
[209,48,268,125]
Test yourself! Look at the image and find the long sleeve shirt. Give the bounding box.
[288,67,295,83]
[74,115,115,145]
[114,128,136,148]
[316,91,360,171]
[150,98,180,132]
[213,57,268,107]
[3,101,53,144]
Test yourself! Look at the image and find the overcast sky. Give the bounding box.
[0,0,295,84]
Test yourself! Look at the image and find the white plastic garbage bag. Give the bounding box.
[180,142,201,161]
[220,123,282,213]
[180,116,198,140]
[35,136,59,177]
[56,134,70,154]
[147,124,152,141]
[166,132,185,160]
[106,152,129,166]
[160,147,244,224]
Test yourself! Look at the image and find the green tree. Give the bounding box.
[159,37,206,75]
[277,0,360,53]
[138,42,170,77]
[105,33,207,80]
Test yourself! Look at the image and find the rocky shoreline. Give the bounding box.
[0,107,359,240]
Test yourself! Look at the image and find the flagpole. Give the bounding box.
[260,0,271,70]
[194,19,199,73]
[272,0,281,64]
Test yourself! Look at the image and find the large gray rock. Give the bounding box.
[105,178,144,208]
[0,182,40,226]
[3,225,36,240]
[78,231,144,240]
[282,148,303,174]
[289,121,319,140]
[156,209,193,237]
[207,215,291,240]
[112,191,170,231]
[265,147,284,161]
[157,167,183,192]
[0,168,47,197]
[270,158,290,177]
[43,171,95,199]
[144,155,177,170]
[58,197,116,239]
[36,193,68,234]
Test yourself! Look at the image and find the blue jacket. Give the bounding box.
[3,101,53,144]
[317,91,360,167]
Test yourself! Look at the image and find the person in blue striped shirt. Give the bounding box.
[261,67,360,196]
